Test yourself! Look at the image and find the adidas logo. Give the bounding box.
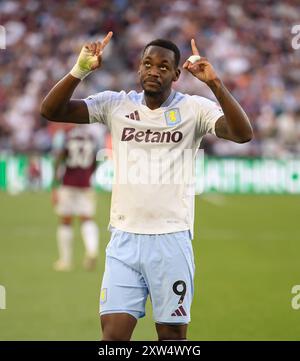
[125,110,140,121]
[171,305,187,317]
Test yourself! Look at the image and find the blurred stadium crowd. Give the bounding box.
[0,0,300,157]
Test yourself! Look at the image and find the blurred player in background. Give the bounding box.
[52,125,99,271]
[41,32,252,340]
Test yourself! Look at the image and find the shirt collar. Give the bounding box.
[141,89,176,108]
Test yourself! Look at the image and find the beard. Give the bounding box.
[143,88,163,96]
[141,80,164,97]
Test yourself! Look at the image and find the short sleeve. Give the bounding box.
[83,91,121,126]
[192,95,224,137]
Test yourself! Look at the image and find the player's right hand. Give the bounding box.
[70,31,113,80]
[80,31,113,71]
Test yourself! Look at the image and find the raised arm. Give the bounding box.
[40,31,113,123]
[183,39,253,143]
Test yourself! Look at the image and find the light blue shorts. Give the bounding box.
[99,227,195,324]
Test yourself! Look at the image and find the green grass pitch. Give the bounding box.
[0,192,300,340]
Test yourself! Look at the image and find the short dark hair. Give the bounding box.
[143,39,180,67]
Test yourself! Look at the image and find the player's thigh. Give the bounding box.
[142,231,195,325]
[61,216,73,225]
[155,323,188,341]
[76,188,96,217]
[100,256,148,319]
[55,186,76,217]
[100,313,137,341]
[99,231,148,341]
[79,216,92,222]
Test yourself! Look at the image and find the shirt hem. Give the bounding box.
[108,221,191,236]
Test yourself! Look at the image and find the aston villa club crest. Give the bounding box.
[164,108,181,126]
[100,288,107,304]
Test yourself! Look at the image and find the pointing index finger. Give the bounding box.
[191,38,200,56]
[100,31,113,50]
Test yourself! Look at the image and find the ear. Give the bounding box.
[173,68,181,82]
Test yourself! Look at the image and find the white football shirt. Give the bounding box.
[84,90,223,237]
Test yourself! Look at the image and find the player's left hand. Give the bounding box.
[183,39,219,84]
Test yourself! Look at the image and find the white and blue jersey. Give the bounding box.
[84,90,223,237]
[84,89,223,323]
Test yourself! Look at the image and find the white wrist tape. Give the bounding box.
[70,46,99,80]
[187,55,201,64]
[70,63,92,80]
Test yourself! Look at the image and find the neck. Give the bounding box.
[144,89,172,110]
